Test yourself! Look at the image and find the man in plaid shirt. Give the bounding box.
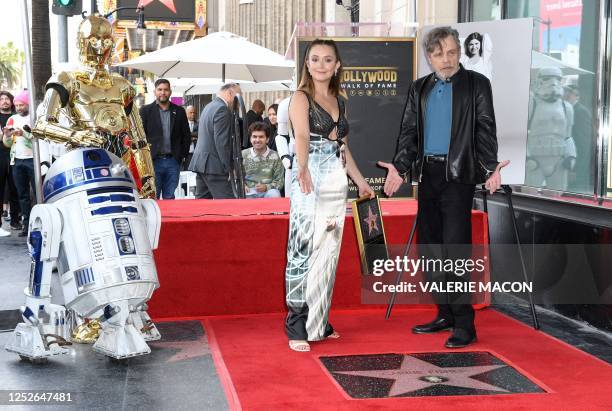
[242,122,284,198]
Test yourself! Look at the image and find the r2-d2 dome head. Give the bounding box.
[43,148,135,203]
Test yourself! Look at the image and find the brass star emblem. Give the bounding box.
[363,205,379,235]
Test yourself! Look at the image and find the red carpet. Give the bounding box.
[203,308,611,411]
[150,199,489,318]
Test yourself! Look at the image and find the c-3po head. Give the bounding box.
[77,15,114,69]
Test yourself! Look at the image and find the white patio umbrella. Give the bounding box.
[117,31,295,82]
[170,78,291,95]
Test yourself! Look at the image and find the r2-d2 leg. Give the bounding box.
[129,198,163,342]
[93,301,151,359]
[129,303,161,341]
[5,205,71,360]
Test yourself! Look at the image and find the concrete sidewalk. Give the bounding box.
[0,224,29,311]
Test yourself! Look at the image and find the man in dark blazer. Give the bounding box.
[183,105,199,171]
[243,99,265,148]
[139,78,191,199]
[564,85,594,192]
[189,83,240,199]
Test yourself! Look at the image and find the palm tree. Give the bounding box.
[0,42,24,89]
[30,0,52,104]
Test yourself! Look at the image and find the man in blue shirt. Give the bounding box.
[380,27,509,348]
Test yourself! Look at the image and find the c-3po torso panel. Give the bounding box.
[51,71,133,156]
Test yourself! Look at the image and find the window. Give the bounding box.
[463,0,610,202]
[472,0,501,21]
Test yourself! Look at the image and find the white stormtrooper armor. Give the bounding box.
[526,67,576,191]
[274,97,295,197]
[5,148,161,360]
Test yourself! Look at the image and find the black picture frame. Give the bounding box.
[352,195,389,274]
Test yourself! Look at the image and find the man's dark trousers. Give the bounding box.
[154,156,180,199]
[195,173,235,199]
[12,158,35,227]
[0,153,20,225]
[417,160,475,333]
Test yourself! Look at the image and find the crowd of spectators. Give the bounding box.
[0,81,289,239]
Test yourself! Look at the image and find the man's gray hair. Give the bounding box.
[219,82,239,92]
[423,26,461,54]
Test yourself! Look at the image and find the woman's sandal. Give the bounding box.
[289,340,311,352]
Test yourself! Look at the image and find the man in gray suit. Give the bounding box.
[189,83,240,199]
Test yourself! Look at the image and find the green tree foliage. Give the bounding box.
[0,42,24,89]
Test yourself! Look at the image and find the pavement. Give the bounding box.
[0,218,29,312]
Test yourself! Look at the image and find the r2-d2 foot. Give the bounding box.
[93,302,151,359]
[5,297,71,361]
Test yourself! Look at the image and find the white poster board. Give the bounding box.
[419,18,533,185]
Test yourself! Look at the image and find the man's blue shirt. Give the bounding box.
[424,78,452,155]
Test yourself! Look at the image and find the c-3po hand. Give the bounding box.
[71,130,106,147]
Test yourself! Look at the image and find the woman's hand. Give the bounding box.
[297,166,313,194]
[357,182,375,199]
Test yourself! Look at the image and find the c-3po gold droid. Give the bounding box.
[31,15,159,344]
[33,14,156,199]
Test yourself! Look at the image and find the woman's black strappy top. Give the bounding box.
[301,91,349,142]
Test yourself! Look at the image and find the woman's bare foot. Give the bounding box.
[327,331,340,339]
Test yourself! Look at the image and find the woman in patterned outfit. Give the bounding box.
[285,39,374,352]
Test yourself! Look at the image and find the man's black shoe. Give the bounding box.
[445,329,477,348]
[10,222,22,230]
[412,318,454,334]
[18,228,28,237]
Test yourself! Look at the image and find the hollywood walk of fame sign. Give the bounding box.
[320,352,545,398]
[352,195,388,274]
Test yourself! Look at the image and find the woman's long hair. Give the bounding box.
[297,39,343,97]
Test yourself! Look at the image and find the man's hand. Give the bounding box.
[255,183,267,193]
[377,161,404,197]
[484,160,510,194]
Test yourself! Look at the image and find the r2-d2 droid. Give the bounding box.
[5,148,162,360]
